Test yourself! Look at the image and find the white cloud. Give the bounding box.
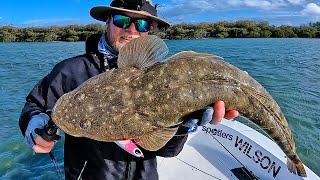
[162,0,309,14]
[20,18,91,27]
[227,0,287,10]
[301,3,320,15]
[160,0,214,21]
[158,0,318,25]
[244,0,274,10]
[286,0,305,5]
[188,0,218,10]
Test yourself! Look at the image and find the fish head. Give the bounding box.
[51,93,86,136]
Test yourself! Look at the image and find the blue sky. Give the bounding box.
[1,0,320,27]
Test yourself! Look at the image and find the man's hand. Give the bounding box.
[182,100,239,128]
[24,113,56,153]
[33,136,55,153]
[210,100,239,125]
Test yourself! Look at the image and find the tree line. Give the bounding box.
[1,20,320,42]
[0,24,105,42]
[156,21,320,39]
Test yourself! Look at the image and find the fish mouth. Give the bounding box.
[52,95,81,136]
[55,120,84,138]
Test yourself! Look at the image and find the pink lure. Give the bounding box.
[115,140,144,158]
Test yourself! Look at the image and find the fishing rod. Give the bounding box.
[34,110,63,180]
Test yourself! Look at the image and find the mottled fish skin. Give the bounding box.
[51,35,306,177]
[52,67,152,139]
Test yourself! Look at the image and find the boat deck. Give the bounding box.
[157,120,319,180]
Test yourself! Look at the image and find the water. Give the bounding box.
[0,38,319,179]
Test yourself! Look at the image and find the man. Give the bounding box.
[19,0,238,179]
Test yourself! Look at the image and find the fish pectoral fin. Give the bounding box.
[117,35,168,69]
[165,51,223,62]
[135,127,178,151]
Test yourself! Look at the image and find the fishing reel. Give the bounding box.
[35,110,61,142]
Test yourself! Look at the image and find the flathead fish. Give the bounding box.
[51,35,306,177]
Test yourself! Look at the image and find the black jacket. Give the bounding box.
[19,53,189,180]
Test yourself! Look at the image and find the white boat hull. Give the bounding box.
[157,120,319,180]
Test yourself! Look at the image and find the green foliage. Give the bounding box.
[216,32,229,38]
[152,21,320,40]
[0,23,105,42]
[1,21,320,42]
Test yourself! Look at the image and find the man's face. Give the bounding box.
[106,12,150,53]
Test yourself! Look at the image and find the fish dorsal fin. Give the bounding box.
[135,127,178,151]
[164,51,223,62]
[118,35,168,69]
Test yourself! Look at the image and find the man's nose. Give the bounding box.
[126,22,138,33]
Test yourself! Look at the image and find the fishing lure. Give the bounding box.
[115,140,144,158]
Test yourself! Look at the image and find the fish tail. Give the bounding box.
[287,158,307,177]
[287,158,296,174]
[295,161,307,177]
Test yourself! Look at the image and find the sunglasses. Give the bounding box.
[112,14,151,32]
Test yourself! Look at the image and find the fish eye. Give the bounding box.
[80,119,91,129]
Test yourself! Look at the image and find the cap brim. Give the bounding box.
[90,6,170,30]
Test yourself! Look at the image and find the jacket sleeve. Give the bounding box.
[156,126,189,157]
[19,55,98,136]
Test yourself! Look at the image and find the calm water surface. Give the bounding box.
[0,38,319,179]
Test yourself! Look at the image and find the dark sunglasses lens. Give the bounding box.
[134,19,150,32]
[113,15,130,29]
